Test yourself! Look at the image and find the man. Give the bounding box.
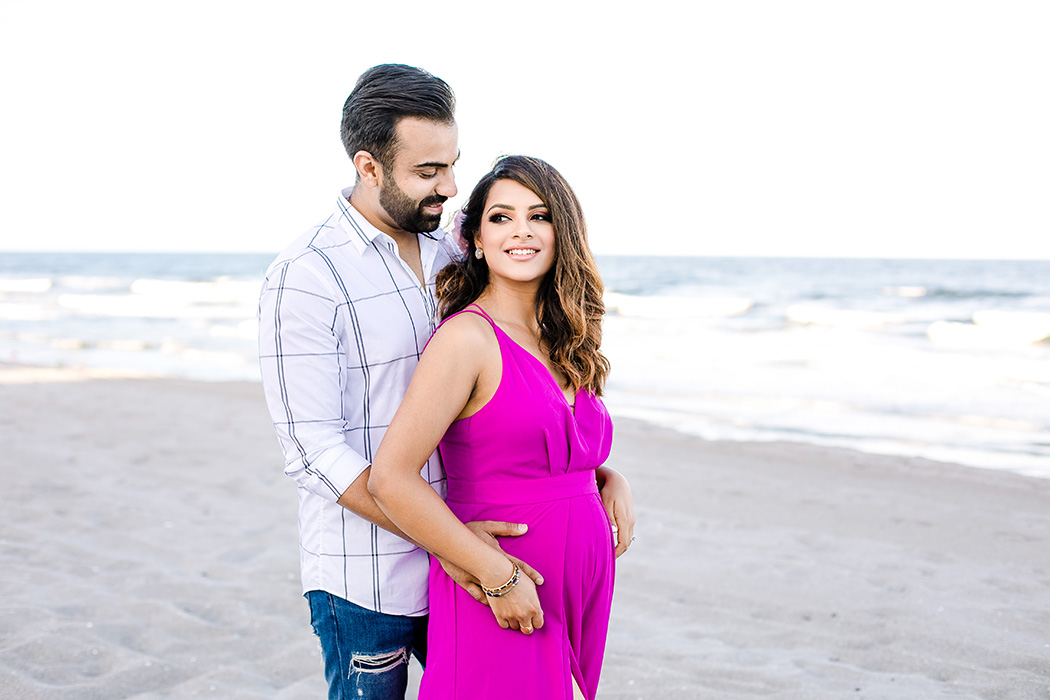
[259,64,634,699]
[258,64,520,699]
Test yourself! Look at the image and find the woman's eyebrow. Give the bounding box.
[486,202,546,213]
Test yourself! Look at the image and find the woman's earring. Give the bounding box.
[475,248,484,260]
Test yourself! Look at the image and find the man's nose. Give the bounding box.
[436,170,457,198]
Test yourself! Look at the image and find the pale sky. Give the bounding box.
[1,1,1048,259]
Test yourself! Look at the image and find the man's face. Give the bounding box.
[377,117,459,234]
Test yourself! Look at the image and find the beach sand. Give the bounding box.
[1,369,1048,699]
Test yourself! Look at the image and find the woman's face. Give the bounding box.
[474,179,556,285]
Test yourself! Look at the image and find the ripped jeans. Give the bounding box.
[306,591,428,700]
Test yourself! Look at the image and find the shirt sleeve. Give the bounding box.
[257,258,371,502]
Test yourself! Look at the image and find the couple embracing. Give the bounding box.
[258,63,635,700]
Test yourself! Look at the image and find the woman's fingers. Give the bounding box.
[488,576,543,634]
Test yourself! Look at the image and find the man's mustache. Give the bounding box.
[420,195,448,208]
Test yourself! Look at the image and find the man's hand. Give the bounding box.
[597,467,636,558]
[438,520,544,605]
[436,555,489,604]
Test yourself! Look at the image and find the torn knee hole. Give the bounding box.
[350,647,408,675]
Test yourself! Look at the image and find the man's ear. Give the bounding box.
[353,151,383,188]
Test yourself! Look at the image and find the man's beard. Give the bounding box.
[379,176,446,233]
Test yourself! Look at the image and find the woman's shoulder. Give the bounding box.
[428,308,498,354]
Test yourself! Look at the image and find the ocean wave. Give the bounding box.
[43,277,258,320]
[55,275,130,292]
[883,285,928,298]
[604,291,752,319]
[129,278,261,304]
[786,304,905,329]
[922,287,1031,299]
[56,293,251,319]
[927,310,1050,348]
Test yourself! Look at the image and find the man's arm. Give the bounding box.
[258,259,372,504]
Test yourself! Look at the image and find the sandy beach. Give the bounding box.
[1,369,1048,699]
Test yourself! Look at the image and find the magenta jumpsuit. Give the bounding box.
[418,305,615,699]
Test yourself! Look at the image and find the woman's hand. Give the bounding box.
[487,568,544,635]
[597,466,635,558]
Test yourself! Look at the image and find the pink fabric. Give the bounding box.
[419,305,615,699]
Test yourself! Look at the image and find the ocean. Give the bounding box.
[2,252,1048,478]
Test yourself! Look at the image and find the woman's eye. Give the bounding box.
[532,212,551,222]
[488,213,510,223]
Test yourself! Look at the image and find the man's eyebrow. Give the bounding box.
[415,151,461,169]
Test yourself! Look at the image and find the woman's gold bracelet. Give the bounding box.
[481,563,521,598]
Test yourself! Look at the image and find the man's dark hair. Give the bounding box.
[341,64,456,172]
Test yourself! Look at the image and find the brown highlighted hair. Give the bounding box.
[437,155,610,396]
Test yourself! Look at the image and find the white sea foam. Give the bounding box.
[97,339,153,351]
[56,275,128,292]
[0,278,52,293]
[786,304,905,328]
[0,302,60,321]
[57,292,251,319]
[604,291,752,319]
[927,310,1050,348]
[975,309,1050,337]
[129,278,261,305]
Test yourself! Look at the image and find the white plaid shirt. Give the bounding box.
[258,188,455,616]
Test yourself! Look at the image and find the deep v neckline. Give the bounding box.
[469,304,580,412]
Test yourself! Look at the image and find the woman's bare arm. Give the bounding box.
[368,313,544,631]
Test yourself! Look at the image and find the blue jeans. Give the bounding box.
[306,591,428,700]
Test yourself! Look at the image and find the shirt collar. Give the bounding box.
[336,186,456,255]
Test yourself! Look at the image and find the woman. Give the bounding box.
[368,155,632,699]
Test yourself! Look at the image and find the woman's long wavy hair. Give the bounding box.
[437,155,610,396]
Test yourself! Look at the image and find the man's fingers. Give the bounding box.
[476,520,528,537]
[466,583,489,606]
[616,507,627,557]
[509,555,544,586]
[606,507,620,549]
[613,503,636,558]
